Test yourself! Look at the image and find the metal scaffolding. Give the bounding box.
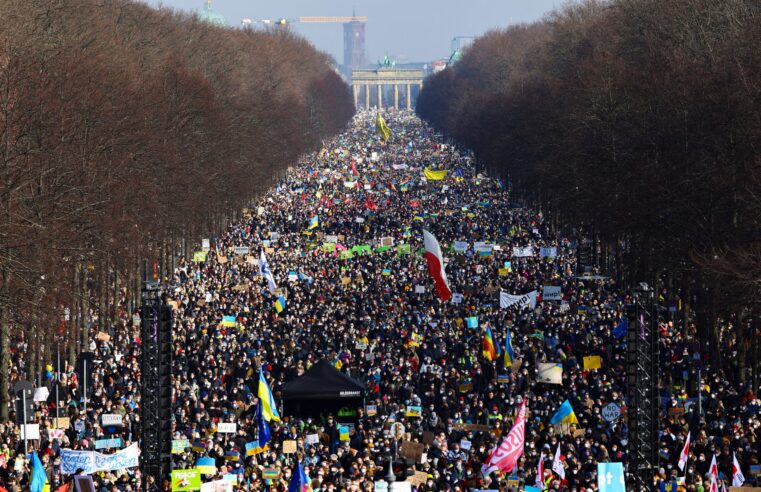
[625,285,660,492]
[140,273,173,490]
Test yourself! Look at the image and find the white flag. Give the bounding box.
[259,250,277,293]
[552,443,565,480]
[732,452,745,487]
[678,432,690,471]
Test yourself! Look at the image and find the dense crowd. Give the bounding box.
[0,112,758,492]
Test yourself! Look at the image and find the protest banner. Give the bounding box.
[500,291,538,310]
[61,443,140,475]
[542,286,562,301]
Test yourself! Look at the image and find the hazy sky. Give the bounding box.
[143,0,560,63]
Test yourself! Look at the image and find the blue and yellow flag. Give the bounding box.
[222,315,236,327]
[274,294,286,314]
[256,402,272,449]
[258,368,281,422]
[550,399,579,424]
[504,327,515,368]
[30,452,48,492]
[196,457,216,474]
[308,215,319,230]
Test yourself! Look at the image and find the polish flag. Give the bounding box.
[678,432,690,471]
[732,452,745,487]
[423,230,452,302]
[481,401,527,476]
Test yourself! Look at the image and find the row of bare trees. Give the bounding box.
[0,0,354,420]
[418,0,761,386]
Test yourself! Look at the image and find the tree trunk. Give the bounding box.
[0,264,10,422]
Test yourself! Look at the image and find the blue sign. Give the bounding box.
[94,437,122,450]
[597,463,626,492]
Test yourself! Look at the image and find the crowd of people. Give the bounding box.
[0,111,758,492]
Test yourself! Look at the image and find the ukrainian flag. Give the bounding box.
[550,399,579,424]
[196,457,216,475]
[504,327,515,368]
[482,325,499,361]
[222,315,236,327]
[258,368,281,422]
[274,294,286,314]
[30,452,48,492]
[424,168,448,181]
[308,215,319,230]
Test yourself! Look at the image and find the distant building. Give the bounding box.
[343,20,366,74]
[197,0,226,27]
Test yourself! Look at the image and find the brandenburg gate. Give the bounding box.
[351,67,425,110]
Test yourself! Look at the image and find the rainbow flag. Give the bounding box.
[482,324,499,361]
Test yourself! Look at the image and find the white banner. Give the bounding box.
[500,291,537,310]
[512,246,534,258]
[542,286,562,301]
[60,443,140,475]
[20,424,40,440]
[201,480,233,492]
[453,241,468,253]
[391,164,408,170]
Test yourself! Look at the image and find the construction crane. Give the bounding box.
[297,16,368,23]
[241,15,368,71]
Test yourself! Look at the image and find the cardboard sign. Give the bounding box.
[458,382,473,393]
[400,441,425,463]
[96,332,111,342]
[366,405,377,416]
[454,423,491,432]
[233,246,250,256]
[48,428,66,440]
[55,417,71,429]
[282,440,297,454]
[537,362,563,385]
[407,471,428,487]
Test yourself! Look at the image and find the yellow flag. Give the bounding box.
[424,168,448,181]
[375,113,391,143]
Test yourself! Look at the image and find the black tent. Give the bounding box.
[282,360,365,419]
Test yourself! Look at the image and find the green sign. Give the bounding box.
[171,469,201,491]
[339,250,354,260]
[397,244,411,256]
[322,242,336,253]
[192,251,207,263]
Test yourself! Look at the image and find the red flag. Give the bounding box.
[423,230,452,302]
[482,401,527,476]
[351,160,359,176]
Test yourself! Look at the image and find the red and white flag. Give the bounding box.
[678,432,690,471]
[481,401,527,476]
[535,452,545,489]
[709,454,719,481]
[732,452,745,487]
[552,443,565,480]
[423,230,452,302]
